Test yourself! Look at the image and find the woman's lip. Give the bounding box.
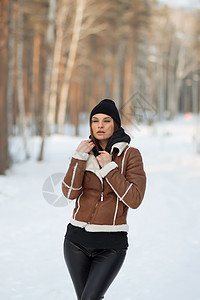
[97,131,105,134]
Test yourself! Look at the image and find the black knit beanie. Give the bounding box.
[90,99,121,127]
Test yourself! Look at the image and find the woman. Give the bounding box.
[62,99,146,300]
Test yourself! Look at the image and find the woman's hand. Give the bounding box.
[76,139,95,153]
[96,151,112,168]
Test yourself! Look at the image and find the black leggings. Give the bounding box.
[63,238,127,300]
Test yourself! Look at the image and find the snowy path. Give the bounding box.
[0,117,200,300]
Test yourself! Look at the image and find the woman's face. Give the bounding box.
[91,114,114,142]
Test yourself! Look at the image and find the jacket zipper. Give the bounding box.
[88,184,104,224]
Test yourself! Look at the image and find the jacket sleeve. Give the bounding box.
[100,148,146,209]
[62,152,88,200]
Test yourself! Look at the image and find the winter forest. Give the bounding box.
[0,0,199,172]
[0,0,200,300]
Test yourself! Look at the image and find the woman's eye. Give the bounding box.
[92,120,110,123]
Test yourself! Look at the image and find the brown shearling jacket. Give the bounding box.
[62,142,146,232]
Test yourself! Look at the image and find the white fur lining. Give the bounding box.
[99,161,118,178]
[111,142,128,156]
[84,142,128,184]
[85,154,103,184]
[72,151,89,161]
[70,218,129,232]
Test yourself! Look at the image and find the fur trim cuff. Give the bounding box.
[72,151,89,161]
[99,161,118,178]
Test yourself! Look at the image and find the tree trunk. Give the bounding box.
[32,28,41,135]
[69,80,81,136]
[38,0,57,161]
[57,0,86,133]
[16,7,29,159]
[114,40,126,107]
[7,0,15,137]
[0,0,9,174]
[48,0,70,132]
[167,40,177,117]
[13,3,18,130]
[175,44,186,116]
[155,53,165,120]
[105,49,112,98]
[122,40,134,126]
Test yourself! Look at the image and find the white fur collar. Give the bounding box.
[85,142,128,184]
[110,142,128,156]
[85,154,103,184]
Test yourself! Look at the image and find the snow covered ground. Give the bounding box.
[0,115,200,300]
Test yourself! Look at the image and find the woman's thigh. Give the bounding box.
[63,238,91,300]
[81,248,127,300]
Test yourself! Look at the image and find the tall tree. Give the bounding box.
[0,0,9,174]
[38,0,57,161]
[57,0,86,133]
[7,0,15,137]
[16,4,29,158]
[48,0,71,132]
